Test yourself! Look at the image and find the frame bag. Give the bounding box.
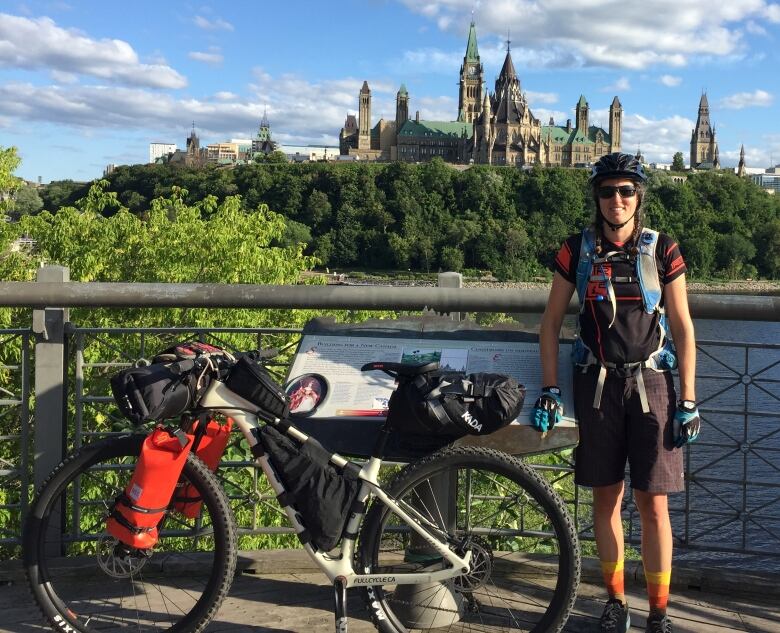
[224,356,290,417]
[259,425,359,551]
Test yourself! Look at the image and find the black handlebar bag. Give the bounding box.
[110,363,199,426]
[388,372,525,439]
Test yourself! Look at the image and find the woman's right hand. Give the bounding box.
[531,386,563,432]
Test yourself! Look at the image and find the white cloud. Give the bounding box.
[214,91,238,101]
[620,113,695,163]
[193,15,234,31]
[397,0,778,69]
[744,20,767,34]
[719,89,773,109]
[659,74,682,87]
[601,77,630,92]
[188,48,223,66]
[526,91,558,105]
[0,13,187,89]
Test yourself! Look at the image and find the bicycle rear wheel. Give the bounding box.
[24,434,237,633]
[358,446,579,633]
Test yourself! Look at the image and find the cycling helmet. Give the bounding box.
[589,152,647,185]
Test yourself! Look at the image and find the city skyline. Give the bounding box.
[1,0,779,182]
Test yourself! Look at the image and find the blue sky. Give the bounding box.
[1,0,779,183]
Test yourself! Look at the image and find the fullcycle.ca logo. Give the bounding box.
[354,576,396,584]
[461,410,482,433]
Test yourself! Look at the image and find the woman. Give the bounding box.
[532,152,701,633]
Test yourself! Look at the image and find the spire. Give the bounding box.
[398,83,408,96]
[611,95,621,108]
[465,20,479,62]
[498,49,517,81]
[699,92,709,110]
[578,94,588,107]
[360,80,370,94]
[260,106,269,129]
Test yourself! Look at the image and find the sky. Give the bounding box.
[1,0,779,183]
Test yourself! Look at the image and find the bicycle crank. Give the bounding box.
[454,536,494,593]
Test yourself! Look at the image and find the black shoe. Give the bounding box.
[599,598,630,632]
[645,612,673,633]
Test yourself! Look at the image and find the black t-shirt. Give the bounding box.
[554,231,687,365]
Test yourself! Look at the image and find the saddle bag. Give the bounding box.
[388,372,525,439]
[259,425,359,552]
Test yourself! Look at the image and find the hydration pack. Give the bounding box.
[573,226,677,412]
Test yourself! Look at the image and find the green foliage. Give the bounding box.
[0,146,22,214]
[33,160,780,280]
[672,152,685,172]
[12,184,44,217]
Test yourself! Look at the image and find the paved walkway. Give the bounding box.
[3,550,779,632]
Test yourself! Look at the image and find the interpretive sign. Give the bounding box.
[287,317,578,459]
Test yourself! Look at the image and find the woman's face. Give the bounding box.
[597,177,638,231]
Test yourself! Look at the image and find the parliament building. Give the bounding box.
[340,22,622,167]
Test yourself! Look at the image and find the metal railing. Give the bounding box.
[0,266,778,572]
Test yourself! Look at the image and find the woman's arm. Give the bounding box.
[664,273,696,401]
[540,271,576,387]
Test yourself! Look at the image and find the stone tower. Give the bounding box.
[458,20,483,123]
[690,92,718,168]
[358,81,371,150]
[609,96,622,152]
[737,144,746,177]
[575,95,589,135]
[396,84,409,132]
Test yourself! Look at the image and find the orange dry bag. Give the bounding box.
[174,418,233,518]
[106,426,193,549]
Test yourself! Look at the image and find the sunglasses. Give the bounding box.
[597,185,638,199]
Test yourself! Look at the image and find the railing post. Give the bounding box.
[32,265,69,500]
[437,271,463,321]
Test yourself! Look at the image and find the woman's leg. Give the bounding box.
[593,481,627,605]
[634,490,673,616]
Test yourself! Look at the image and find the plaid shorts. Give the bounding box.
[572,366,685,494]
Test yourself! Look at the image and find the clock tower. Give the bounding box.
[458,20,483,123]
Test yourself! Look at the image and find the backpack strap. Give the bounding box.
[636,228,662,314]
[575,227,596,311]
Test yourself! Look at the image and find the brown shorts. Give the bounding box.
[573,366,685,494]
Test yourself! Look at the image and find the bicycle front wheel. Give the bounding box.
[24,434,237,633]
[358,446,580,633]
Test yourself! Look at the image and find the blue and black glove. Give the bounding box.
[673,400,701,448]
[531,386,563,432]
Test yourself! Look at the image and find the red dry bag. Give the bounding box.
[106,426,192,549]
[174,418,233,518]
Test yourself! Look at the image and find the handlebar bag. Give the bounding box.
[111,363,199,426]
[388,372,525,438]
[224,356,289,418]
[259,425,359,552]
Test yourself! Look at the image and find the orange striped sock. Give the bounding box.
[601,560,626,604]
[645,569,671,614]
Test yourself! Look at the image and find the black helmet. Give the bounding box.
[589,152,647,185]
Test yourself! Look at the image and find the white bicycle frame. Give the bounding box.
[199,380,472,589]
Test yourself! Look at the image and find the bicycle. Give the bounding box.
[24,350,581,633]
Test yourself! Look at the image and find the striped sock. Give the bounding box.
[645,569,671,614]
[601,560,626,605]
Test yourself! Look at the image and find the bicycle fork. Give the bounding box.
[334,575,348,633]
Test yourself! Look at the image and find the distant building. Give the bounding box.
[751,172,780,194]
[339,21,620,167]
[280,145,340,162]
[149,142,176,164]
[103,164,117,177]
[251,109,279,159]
[690,93,719,170]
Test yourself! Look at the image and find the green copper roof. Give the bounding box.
[578,94,588,107]
[398,83,408,96]
[541,124,610,145]
[398,120,472,138]
[465,21,479,62]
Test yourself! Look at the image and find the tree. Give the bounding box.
[11,184,44,217]
[672,152,685,172]
[0,146,22,214]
